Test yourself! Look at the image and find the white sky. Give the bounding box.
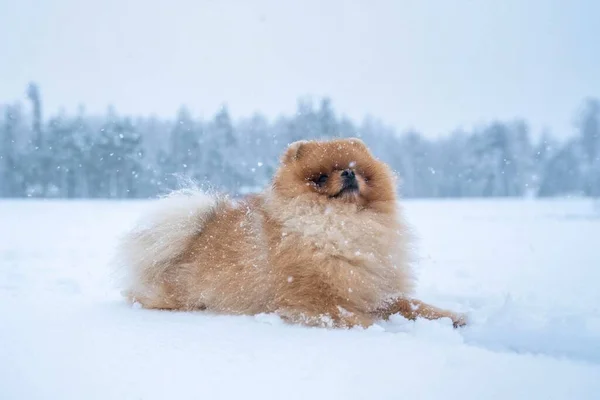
[1,0,599,138]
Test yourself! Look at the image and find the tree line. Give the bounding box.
[1,83,599,199]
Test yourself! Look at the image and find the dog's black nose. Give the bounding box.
[341,169,355,180]
[341,169,358,190]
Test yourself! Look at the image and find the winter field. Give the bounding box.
[1,198,600,399]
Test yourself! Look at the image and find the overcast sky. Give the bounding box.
[1,0,599,138]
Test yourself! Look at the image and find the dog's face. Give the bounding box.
[272,138,397,212]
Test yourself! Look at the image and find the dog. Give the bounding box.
[115,138,466,328]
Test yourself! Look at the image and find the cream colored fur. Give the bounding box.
[263,192,415,309]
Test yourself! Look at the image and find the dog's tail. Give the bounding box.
[113,187,223,301]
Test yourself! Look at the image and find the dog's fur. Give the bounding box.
[116,138,466,328]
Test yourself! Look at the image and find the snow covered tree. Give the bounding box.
[0,105,25,197]
[577,98,600,197]
[317,97,338,138]
[27,83,43,147]
[24,83,51,197]
[46,113,79,197]
[84,108,144,198]
[206,105,240,191]
[537,139,584,197]
[159,107,203,190]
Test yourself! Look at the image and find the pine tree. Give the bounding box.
[577,98,600,197]
[317,97,338,138]
[537,139,584,197]
[209,105,239,191]
[24,83,50,197]
[167,107,202,185]
[0,105,24,196]
[46,113,76,197]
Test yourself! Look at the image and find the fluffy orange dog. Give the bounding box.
[116,138,465,328]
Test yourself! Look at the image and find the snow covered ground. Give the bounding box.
[1,198,599,399]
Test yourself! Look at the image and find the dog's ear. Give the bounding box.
[282,140,310,164]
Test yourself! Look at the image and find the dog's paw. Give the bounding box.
[451,313,468,328]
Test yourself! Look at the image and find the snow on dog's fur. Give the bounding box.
[115,138,466,328]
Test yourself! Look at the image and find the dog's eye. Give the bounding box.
[314,174,328,185]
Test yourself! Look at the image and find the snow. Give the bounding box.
[1,199,600,399]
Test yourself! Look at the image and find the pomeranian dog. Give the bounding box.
[116,138,466,328]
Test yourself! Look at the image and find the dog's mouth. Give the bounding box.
[330,183,360,199]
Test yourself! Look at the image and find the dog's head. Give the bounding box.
[272,138,397,213]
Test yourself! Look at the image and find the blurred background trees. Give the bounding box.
[1,83,598,199]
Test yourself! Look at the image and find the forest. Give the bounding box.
[1,83,599,199]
